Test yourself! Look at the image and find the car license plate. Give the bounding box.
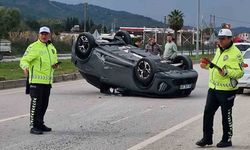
[180,84,192,89]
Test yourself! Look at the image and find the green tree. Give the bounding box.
[65,17,79,32]
[0,7,21,38]
[38,19,65,34]
[25,20,40,31]
[167,9,184,42]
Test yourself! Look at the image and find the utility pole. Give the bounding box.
[83,0,88,32]
[101,20,104,34]
[113,18,117,32]
[196,0,200,59]
[163,16,167,51]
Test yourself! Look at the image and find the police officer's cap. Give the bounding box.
[39,26,51,34]
[218,29,232,37]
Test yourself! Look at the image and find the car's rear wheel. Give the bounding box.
[75,32,96,60]
[134,58,155,87]
[173,55,193,70]
[114,31,132,45]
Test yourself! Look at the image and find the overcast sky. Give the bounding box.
[54,0,250,28]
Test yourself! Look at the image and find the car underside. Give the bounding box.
[71,31,198,97]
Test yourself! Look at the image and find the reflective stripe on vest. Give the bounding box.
[31,75,52,81]
[210,79,233,88]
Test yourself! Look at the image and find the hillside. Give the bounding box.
[0,0,165,28]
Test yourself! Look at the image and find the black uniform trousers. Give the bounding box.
[203,88,236,142]
[29,84,51,128]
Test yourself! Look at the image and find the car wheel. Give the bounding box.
[173,55,193,70]
[236,87,244,94]
[75,32,96,60]
[134,58,155,86]
[114,31,132,45]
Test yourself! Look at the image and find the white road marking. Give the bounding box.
[0,109,53,123]
[0,113,29,123]
[127,113,203,150]
[110,109,152,125]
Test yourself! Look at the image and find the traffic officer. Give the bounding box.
[20,26,59,134]
[196,28,244,147]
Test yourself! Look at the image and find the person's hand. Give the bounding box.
[52,63,60,69]
[218,69,224,76]
[200,57,210,69]
[218,68,227,76]
[200,63,207,69]
[52,62,61,69]
[23,68,29,77]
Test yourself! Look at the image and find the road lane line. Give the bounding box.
[127,113,203,150]
[110,109,152,125]
[0,109,53,123]
[0,113,29,123]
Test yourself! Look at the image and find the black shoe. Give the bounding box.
[196,138,213,147]
[40,125,52,132]
[216,140,232,148]
[30,127,43,135]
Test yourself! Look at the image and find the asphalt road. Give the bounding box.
[0,64,250,150]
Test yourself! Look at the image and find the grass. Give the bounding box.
[190,54,215,61]
[0,59,77,81]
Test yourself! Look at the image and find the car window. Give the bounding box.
[235,45,250,51]
[243,51,250,59]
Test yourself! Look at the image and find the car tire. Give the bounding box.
[134,58,155,87]
[75,32,96,60]
[114,31,132,45]
[173,55,193,70]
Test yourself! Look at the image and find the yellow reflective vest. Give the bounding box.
[206,43,244,91]
[20,40,58,84]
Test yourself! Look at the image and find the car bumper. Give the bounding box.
[238,75,250,88]
[238,81,250,88]
[139,70,198,96]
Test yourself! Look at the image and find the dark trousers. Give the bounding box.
[29,84,51,128]
[203,88,236,142]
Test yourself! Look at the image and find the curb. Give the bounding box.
[0,72,82,90]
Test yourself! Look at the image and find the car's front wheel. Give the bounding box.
[75,32,96,60]
[134,58,155,87]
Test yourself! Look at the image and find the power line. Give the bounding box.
[215,15,250,25]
